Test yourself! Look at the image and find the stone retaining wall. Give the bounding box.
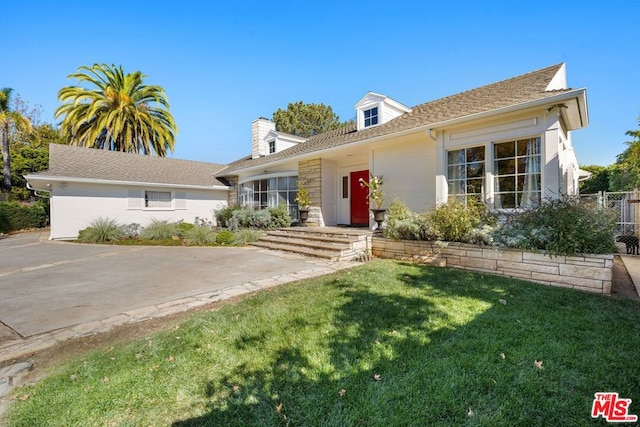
[372,237,613,294]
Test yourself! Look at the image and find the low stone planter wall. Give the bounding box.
[372,237,613,294]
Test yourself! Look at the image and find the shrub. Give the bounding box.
[177,222,195,235]
[121,223,141,239]
[384,198,419,240]
[139,219,180,240]
[493,197,617,255]
[77,218,124,243]
[215,205,242,228]
[215,230,235,245]
[0,201,48,233]
[184,225,216,246]
[268,205,292,228]
[232,229,264,245]
[426,199,491,242]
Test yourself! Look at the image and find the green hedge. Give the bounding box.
[0,201,48,233]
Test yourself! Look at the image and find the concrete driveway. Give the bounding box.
[0,232,352,349]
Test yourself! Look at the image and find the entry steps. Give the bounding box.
[250,227,372,261]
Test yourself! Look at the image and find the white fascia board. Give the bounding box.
[23,174,230,191]
[427,89,588,131]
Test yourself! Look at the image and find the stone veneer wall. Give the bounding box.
[298,159,324,226]
[225,176,238,206]
[372,238,613,294]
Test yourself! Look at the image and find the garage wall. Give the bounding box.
[49,182,228,240]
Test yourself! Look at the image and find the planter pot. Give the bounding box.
[299,208,310,226]
[371,208,386,230]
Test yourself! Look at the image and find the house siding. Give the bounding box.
[49,182,228,240]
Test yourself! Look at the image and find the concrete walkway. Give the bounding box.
[620,255,640,299]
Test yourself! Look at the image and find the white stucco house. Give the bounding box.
[26,63,589,238]
[217,63,589,227]
[25,144,230,240]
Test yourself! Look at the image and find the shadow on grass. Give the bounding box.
[172,261,640,426]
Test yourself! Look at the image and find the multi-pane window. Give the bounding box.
[447,146,485,203]
[364,107,379,127]
[268,140,276,154]
[494,138,541,209]
[145,191,171,208]
[239,176,299,218]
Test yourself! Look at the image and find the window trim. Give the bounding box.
[144,190,173,210]
[363,106,379,128]
[267,139,276,154]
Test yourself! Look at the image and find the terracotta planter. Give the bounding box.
[371,208,386,230]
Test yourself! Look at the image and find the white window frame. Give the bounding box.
[363,106,379,128]
[446,145,486,205]
[267,139,276,154]
[492,137,542,210]
[144,190,172,209]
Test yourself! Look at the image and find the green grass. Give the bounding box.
[6,260,640,426]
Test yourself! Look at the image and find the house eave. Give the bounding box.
[24,174,231,191]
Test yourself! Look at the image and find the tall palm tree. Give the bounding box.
[55,64,177,156]
[0,88,31,193]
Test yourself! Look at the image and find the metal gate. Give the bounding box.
[582,190,640,235]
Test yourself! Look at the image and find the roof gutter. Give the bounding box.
[24,174,231,191]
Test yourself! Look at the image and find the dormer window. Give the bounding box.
[364,107,379,127]
[268,139,276,154]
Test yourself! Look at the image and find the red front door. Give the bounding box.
[350,170,370,226]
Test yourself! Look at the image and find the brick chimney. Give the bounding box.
[251,118,276,159]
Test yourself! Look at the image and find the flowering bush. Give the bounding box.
[360,173,385,209]
[383,196,616,255]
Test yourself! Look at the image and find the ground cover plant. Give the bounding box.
[6,260,640,426]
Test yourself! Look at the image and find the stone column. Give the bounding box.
[298,159,324,226]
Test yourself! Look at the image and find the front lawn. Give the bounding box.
[6,260,640,426]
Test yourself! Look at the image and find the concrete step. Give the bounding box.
[250,241,342,260]
[258,235,351,252]
[265,229,360,243]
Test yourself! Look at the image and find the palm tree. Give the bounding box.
[0,88,31,194]
[55,64,177,156]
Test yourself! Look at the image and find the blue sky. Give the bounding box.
[3,1,639,166]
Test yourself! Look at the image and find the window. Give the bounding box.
[447,146,485,203]
[268,140,276,154]
[145,191,171,208]
[494,137,541,209]
[364,107,379,127]
[239,175,299,218]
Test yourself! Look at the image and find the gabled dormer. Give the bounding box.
[355,92,412,131]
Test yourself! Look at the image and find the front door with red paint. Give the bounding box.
[350,170,370,226]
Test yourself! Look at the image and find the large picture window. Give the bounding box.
[145,191,171,208]
[447,146,485,203]
[494,137,541,209]
[238,175,299,218]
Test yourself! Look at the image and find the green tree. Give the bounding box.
[578,165,611,193]
[609,120,640,191]
[272,101,351,137]
[0,88,31,194]
[56,64,177,156]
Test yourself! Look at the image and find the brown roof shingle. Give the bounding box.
[220,63,571,174]
[33,144,228,187]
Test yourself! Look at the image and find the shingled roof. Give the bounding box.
[31,144,229,188]
[220,63,572,174]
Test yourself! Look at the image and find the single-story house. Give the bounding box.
[26,63,589,238]
[25,144,230,240]
[217,63,588,227]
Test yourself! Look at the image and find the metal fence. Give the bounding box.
[580,190,639,235]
